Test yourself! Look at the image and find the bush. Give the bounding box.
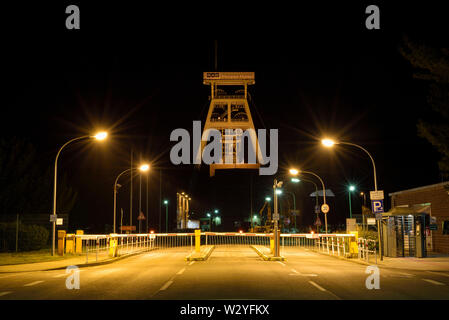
[0,223,49,252]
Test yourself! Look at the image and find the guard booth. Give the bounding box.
[382,206,430,258]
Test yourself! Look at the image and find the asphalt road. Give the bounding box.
[1,246,448,300]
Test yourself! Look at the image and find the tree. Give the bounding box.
[400,37,449,176]
[0,137,78,215]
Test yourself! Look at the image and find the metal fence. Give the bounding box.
[358,238,378,264]
[73,232,360,264]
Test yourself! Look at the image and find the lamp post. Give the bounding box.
[164,200,169,232]
[113,164,149,234]
[284,191,296,231]
[273,179,283,257]
[52,131,107,256]
[291,177,321,232]
[348,185,356,219]
[289,168,328,233]
[321,138,382,260]
[207,213,212,231]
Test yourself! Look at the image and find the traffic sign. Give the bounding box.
[321,204,330,214]
[50,214,58,222]
[370,190,385,201]
[314,205,320,214]
[273,213,280,220]
[371,200,384,214]
[291,210,299,216]
[56,218,63,226]
[367,218,376,225]
[137,212,146,221]
[120,226,136,231]
[314,216,322,226]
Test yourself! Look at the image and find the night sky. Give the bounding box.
[2,2,448,232]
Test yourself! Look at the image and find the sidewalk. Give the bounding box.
[373,253,449,272]
[0,253,114,273]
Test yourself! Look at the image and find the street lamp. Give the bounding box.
[52,131,108,256]
[289,168,329,233]
[164,200,169,233]
[348,185,356,219]
[321,138,382,259]
[113,163,150,234]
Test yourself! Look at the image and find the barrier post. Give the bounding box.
[57,230,66,256]
[75,230,84,254]
[195,229,201,253]
[65,234,75,254]
[109,234,118,257]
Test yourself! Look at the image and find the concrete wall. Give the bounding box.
[391,182,449,254]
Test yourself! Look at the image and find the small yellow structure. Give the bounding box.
[349,231,359,254]
[57,230,66,256]
[75,230,84,254]
[195,229,201,253]
[65,234,75,254]
[109,235,118,257]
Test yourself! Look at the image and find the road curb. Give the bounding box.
[251,245,286,261]
[185,246,215,261]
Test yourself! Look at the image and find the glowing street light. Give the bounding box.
[321,139,336,148]
[113,163,150,234]
[348,185,356,219]
[163,200,169,233]
[93,131,108,141]
[52,131,108,256]
[289,167,329,233]
[265,197,271,202]
[291,178,300,183]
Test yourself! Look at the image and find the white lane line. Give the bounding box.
[189,261,195,266]
[53,274,67,278]
[0,292,12,297]
[177,268,186,275]
[291,269,299,274]
[426,271,449,278]
[159,280,174,291]
[309,281,326,292]
[23,281,44,287]
[277,261,286,267]
[423,279,446,286]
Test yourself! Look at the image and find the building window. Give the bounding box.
[443,221,449,235]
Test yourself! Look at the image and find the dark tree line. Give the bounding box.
[400,37,449,177]
[0,137,77,215]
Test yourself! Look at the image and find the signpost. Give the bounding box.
[321,204,330,214]
[370,190,384,261]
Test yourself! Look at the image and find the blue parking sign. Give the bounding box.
[371,200,384,214]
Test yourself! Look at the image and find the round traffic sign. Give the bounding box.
[321,204,330,214]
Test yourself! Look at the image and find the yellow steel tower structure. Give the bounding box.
[198,72,262,176]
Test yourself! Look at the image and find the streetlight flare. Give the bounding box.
[93,131,108,141]
[139,164,150,172]
[289,168,299,176]
[321,139,336,147]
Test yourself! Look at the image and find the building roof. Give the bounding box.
[389,181,449,197]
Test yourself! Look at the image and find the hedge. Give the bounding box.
[0,222,49,252]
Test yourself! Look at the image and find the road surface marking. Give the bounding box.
[53,274,67,278]
[177,268,186,275]
[309,281,326,291]
[159,280,174,291]
[24,281,44,287]
[426,271,449,278]
[302,274,318,277]
[291,269,299,274]
[423,279,445,286]
[0,292,12,297]
[189,261,195,266]
[277,261,286,267]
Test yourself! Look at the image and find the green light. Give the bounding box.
[276,189,283,195]
[214,209,219,214]
[207,213,211,217]
[265,197,271,202]
[163,200,168,205]
[349,185,356,192]
[291,178,300,183]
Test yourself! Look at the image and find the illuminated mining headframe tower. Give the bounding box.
[198,72,263,176]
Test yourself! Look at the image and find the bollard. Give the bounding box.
[75,230,84,254]
[65,234,75,254]
[270,236,275,254]
[57,230,66,256]
[195,229,201,253]
[109,234,118,257]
